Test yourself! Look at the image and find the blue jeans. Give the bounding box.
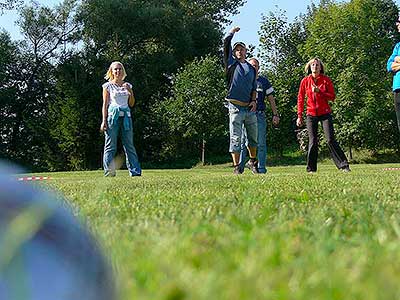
[228,102,258,153]
[103,117,141,176]
[239,111,267,173]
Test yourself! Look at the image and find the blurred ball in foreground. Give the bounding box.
[0,163,115,300]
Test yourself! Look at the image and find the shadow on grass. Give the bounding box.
[349,150,400,164]
[141,149,400,169]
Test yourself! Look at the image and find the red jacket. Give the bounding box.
[297,74,335,117]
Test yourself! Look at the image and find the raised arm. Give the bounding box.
[223,27,240,71]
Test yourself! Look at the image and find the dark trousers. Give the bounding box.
[394,92,400,134]
[306,114,349,172]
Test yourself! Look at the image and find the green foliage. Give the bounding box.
[48,53,104,171]
[76,0,244,167]
[5,0,400,170]
[157,55,228,163]
[258,0,400,155]
[0,41,58,170]
[258,9,306,155]
[301,0,399,151]
[0,32,17,160]
[0,0,81,171]
[1,0,244,170]
[0,0,23,14]
[36,164,400,299]
[17,0,80,62]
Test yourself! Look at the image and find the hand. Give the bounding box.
[312,84,320,93]
[230,26,240,34]
[296,117,303,127]
[100,121,107,132]
[122,83,132,95]
[248,101,256,112]
[395,56,400,63]
[272,115,280,126]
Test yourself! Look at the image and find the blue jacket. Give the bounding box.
[108,105,131,131]
[387,42,400,91]
[223,33,257,103]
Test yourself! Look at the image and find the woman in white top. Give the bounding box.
[100,61,141,176]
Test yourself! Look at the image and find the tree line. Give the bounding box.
[0,0,399,171]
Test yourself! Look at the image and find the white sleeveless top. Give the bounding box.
[102,81,132,109]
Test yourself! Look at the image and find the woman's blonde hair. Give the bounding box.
[304,57,325,75]
[104,61,127,81]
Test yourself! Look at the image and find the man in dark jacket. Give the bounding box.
[224,26,258,174]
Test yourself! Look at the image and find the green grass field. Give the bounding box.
[38,163,400,299]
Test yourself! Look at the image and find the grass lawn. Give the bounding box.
[37,163,400,299]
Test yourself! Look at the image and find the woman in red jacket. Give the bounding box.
[297,57,350,173]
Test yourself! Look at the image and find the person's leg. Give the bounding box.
[306,115,318,172]
[244,110,259,174]
[121,118,142,176]
[244,111,258,157]
[103,117,119,177]
[321,114,349,170]
[394,92,400,134]
[229,103,245,173]
[256,112,267,173]
[238,124,248,173]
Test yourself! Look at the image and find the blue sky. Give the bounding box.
[1,0,400,51]
[227,0,323,49]
[2,0,325,44]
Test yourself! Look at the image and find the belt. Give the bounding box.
[228,99,250,107]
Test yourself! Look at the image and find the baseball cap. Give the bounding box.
[233,41,246,50]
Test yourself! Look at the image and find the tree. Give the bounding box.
[48,53,105,170]
[77,0,246,166]
[157,55,228,165]
[0,32,18,161]
[258,9,308,156]
[1,0,80,170]
[258,0,400,158]
[301,0,399,154]
[0,0,23,14]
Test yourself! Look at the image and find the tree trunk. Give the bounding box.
[348,145,353,160]
[201,138,206,165]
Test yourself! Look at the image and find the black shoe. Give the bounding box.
[341,166,351,172]
[233,165,243,175]
[245,159,259,174]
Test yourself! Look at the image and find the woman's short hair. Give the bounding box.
[304,57,325,75]
[104,61,127,81]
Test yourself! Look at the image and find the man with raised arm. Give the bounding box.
[224,26,258,174]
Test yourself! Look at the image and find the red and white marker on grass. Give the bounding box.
[383,168,400,171]
[17,176,51,181]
